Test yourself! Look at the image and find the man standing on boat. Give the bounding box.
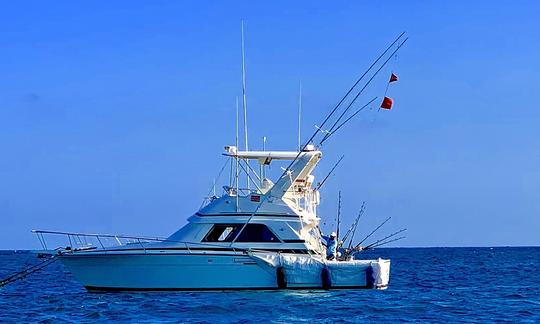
[322,232,338,260]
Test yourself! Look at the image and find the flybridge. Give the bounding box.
[221,143,322,200]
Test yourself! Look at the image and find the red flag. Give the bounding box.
[380,97,393,110]
[389,73,398,83]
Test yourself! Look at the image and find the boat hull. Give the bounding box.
[59,252,390,291]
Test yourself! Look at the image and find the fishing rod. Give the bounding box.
[364,235,406,250]
[312,31,405,138]
[347,202,366,250]
[336,191,342,241]
[340,202,365,247]
[320,37,409,145]
[355,216,391,248]
[340,223,354,246]
[315,155,345,191]
[364,228,407,250]
[340,209,361,247]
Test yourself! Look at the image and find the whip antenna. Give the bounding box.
[240,20,250,191]
[235,96,240,210]
[241,20,249,152]
[298,81,302,151]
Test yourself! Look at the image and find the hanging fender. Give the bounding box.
[366,265,375,289]
[321,266,332,290]
[276,266,287,289]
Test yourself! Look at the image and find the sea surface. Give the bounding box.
[0,247,539,323]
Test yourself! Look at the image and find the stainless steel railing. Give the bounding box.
[31,229,289,255]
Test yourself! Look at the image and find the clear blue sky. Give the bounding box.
[1,1,539,249]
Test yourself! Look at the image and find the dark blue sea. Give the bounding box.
[1,247,539,323]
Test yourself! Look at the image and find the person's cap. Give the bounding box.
[330,232,337,237]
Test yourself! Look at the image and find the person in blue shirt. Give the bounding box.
[322,232,338,260]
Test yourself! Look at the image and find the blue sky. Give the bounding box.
[1,1,539,249]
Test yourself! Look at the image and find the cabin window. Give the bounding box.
[202,224,280,243]
[236,224,280,243]
[203,225,241,242]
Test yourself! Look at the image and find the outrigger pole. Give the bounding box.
[320,36,409,145]
[316,155,345,191]
[321,97,377,142]
[317,31,405,144]
[295,32,408,157]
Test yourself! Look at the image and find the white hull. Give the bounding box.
[60,252,389,291]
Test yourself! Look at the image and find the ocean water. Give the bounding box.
[0,247,539,323]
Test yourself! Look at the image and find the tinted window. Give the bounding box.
[203,225,241,242]
[202,224,280,243]
[236,224,280,243]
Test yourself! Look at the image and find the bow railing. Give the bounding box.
[31,230,303,256]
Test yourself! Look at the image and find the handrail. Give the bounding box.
[32,230,169,242]
[31,229,300,255]
[137,238,147,254]
[96,235,105,249]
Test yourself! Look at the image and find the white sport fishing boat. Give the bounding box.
[33,29,408,291]
[34,145,390,291]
